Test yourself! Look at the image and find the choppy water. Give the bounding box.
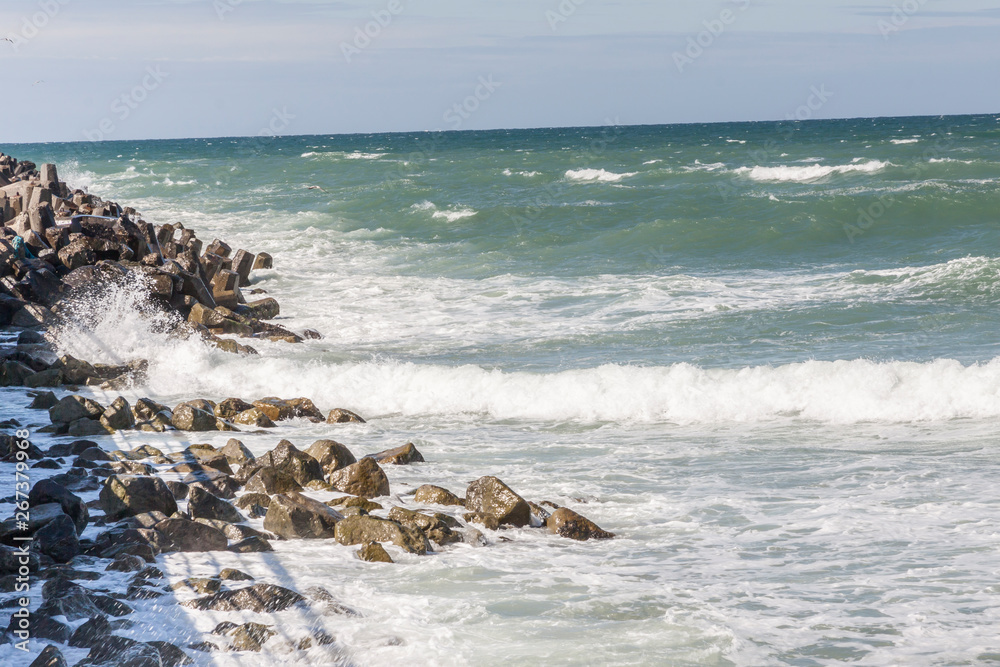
[5,114,1000,665]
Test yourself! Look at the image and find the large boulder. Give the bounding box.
[251,398,296,422]
[214,397,254,420]
[49,395,103,425]
[171,404,219,431]
[28,645,68,667]
[546,508,615,541]
[243,467,302,495]
[100,475,178,521]
[367,442,424,465]
[305,439,356,474]
[34,513,80,563]
[155,518,228,552]
[231,407,275,428]
[328,457,389,499]
[251,440,323,486]
[57,240,95,271]
[187,486,244,524]
[357,541,393,563]
[334,514,430,555]
[262,491,344,539]
[465,476,530,528]
[413,484,464,507]
[29,479,89,534]
[219,438,255,465]
[182,583,304,613]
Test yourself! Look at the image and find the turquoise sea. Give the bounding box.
[5,114,1000,665]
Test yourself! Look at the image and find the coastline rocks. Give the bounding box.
[182,583,305,613]
[155,518,228,552]
[214,397,254,420]
[219,438,254,465]
[305,439,356,474]
[100,475,178,521]
[251,440,324,486]
[229,622,276,652]
[465,476,531,528]
[327,408,365,424]
[335,515,431,555]
[232,407,275,428]
[251,398,296,422]
[367,442,424,465]
[388,507,460,546]
[262,491,344,539]
[34,513,80,563]
[328,457,390,499]
[413,484,464,507]
[49,395,103,425]
[546,508,615,541]
[29,645,68,667]
[187,486,244,524]
[99,396,135,431]
[228,536,274,552]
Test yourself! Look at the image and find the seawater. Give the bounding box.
[4,114,1000,666]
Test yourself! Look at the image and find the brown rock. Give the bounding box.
[262,491,344,539]
[155,518,228,552]
[243,467,302,495]
[413,484,464,506]
[463,512,500,531]
[214,397,254,420]
[465,476,530,528]
[357,541,393,563]
[334,514,430,555]
[231,408,275,428]
[182,583,304,613]
[100,475,178,521]
[328,457,390,499]
[367,442,424,465]
[305,439,357,474]
[546,507,614,541]
[326,408,365,424]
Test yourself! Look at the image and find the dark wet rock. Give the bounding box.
[24,368,63,388]
[29,391,59,410]
[0,360,34,386]
[229,622,276,652]
[413,484,464,506]
[187,641,220,653]
[68,614,111,648]
[243,467,302,495]
[29,645,69,667]
[79,635,161,667]
[367,442,424,465]
[89,593,134,617]
[262,491,344,539]
[182,583,304,612]
[34,513,80,563]
[77,446,114,462]
[182,469,239,499]
[250,440,324,486]
[222,523,274,543]
[465,476,530,528]
[29,479,89,534]
[100,475,178,521]
[218,568,254,581]
[165,481,188,500]
[228,535,273,552]
[187,486,244,524]
[48,395,103,424]
[155,518,228,552]
[234,493,271,510]
[36,581,103,621]
[327,408,365,424]
[335,514,430,555]
[357,541,393,563]
[388,506,461,546]
[328,457,390,499]
[546,507,615,541]
[0,543,40,576]
[106,554,147,572]
[305,439,357,474]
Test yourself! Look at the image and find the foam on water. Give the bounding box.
[565,168,637,182]
[735,159,890,182]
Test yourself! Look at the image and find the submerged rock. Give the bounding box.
[367,442,424,465]
[334,514,431,555]
[182,583,304,613]
[357,541,393,563]
[413,484,464,506]
[546,507,615,541]
[326,408,365,424]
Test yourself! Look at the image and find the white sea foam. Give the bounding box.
[411,200,478,222]
[502,168,541,177]
[301,151,386,160]
[891,138,920,144]
[565,168,637,183]
[735,160,890,183]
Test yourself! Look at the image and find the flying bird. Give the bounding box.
[1,37,13,44]
[33,80,44,86]
[306,185,328,193]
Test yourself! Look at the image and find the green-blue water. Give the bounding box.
[5,114,1000,666]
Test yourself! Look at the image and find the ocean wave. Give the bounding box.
[734,160,890,183]
[411,200,478,222]
[502,169,542,177]
[301,151,386,160]
[565,168,637,183]
[890,138,920,144]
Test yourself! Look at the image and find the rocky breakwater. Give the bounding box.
[0,153,615,664]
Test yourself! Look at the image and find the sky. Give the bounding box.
[1,0,998,143]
